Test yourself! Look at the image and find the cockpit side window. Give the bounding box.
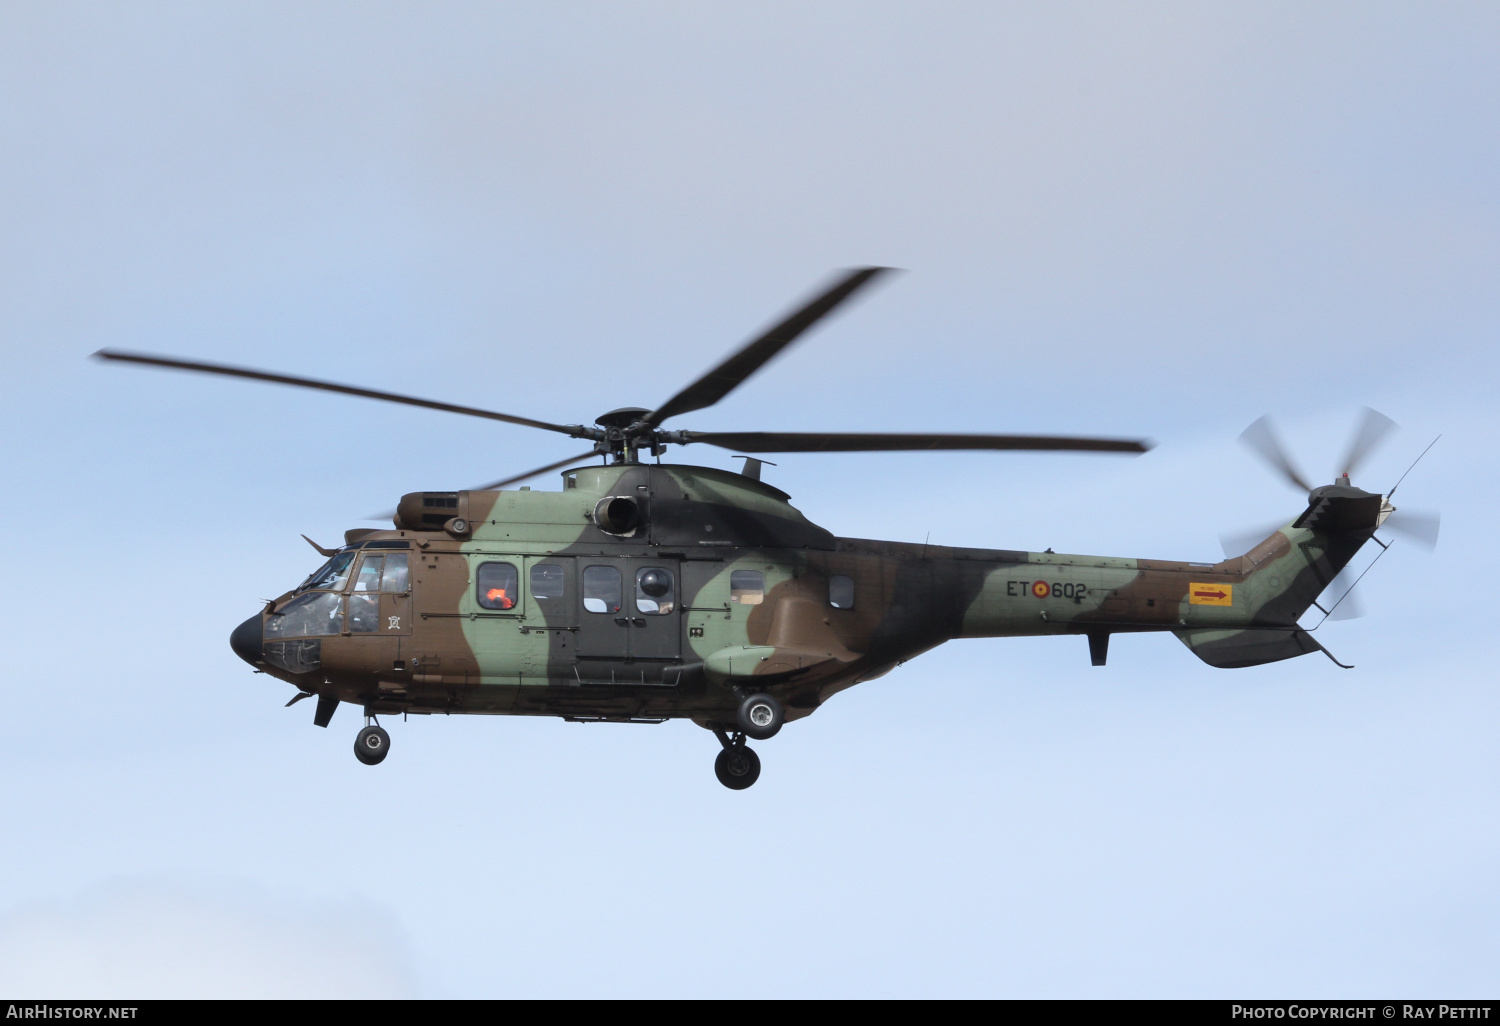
[354,555,383,592]
[381,553,409,593]
[300,551,355,592]
[352,552,410,593]
[348,593,379,633]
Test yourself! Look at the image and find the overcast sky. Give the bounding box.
[1,2,1496,997]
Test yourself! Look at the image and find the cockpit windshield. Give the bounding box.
[299,551,355,592]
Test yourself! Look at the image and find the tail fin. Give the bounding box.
[1177,485,1389,668]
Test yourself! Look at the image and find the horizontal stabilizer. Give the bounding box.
[1176,627,1321,668]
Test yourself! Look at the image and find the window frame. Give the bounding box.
[347,592,381,633]
[730,569,765,605]
[265,591,347,639]
[634,566,676,616]
[828,574,855,610]
[530,562,566,603]
[476,561,522,611]
[351,553,385,594]
[582,564,623,615]
[298,551,356,593]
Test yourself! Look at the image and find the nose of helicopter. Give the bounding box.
[230,613,264,667]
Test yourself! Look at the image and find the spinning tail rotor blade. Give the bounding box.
[1327,594,1366,621]
[1339,407,1398,479]
[644,267,894,428]
[1382,509,1441,550]
[1323,564,1367,621]
[1239,415,1314,493]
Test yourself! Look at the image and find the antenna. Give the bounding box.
[1387,435,1441,498]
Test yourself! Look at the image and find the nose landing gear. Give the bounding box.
[354,715,390,766]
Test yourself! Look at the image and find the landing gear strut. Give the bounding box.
[711,725,760,790]
[354,714,390,766]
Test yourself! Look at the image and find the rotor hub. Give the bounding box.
[594,407,651,429]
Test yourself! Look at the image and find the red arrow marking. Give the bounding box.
[1193,589,1227,600]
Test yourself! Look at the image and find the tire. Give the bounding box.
[354,725,390,765]
[736,693,783,740]
[714,745,761,790]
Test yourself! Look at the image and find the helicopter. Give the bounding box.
[95,267,1437,789]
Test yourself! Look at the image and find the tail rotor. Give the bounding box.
[1337,407,1398,480]
[1220,407,1440,620]
[1237,415,1314,493]
[1381,509,1441,550]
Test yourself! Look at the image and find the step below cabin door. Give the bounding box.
[573,557,683,684]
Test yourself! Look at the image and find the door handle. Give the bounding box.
[632,618,647,627]
[614,617,630,626]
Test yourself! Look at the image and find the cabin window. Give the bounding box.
[300,552,355,592]
[265,592,344,637]
[730,570,764,605]
[582,565,622,614]
[829,574,855,610]
[353,553,410,593]
[635,567,675,615]
[477,562,519,610]
[531,563,565,602]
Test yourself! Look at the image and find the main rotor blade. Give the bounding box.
[680,430,1151,454]
[1219,520,1286,560]
[93,349,582,437]
[1382,509,1440,550]
[643,267,894,428]
[470,449,602,491]
[1339,407,1398,480]
[1238,415,1314,493]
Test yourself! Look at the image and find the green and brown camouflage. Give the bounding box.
[104,266,1410,786]
[230,462,1392,733]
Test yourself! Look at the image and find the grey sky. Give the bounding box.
[1,2,1495,997]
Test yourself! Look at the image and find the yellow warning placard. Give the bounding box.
[1189,582,1233,606]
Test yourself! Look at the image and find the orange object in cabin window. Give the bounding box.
[486,588,514,609]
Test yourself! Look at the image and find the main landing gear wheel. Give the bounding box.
[736,692,783,740]
[714,744,761,790]
[354,724,390,765]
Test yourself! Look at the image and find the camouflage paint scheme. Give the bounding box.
[239,462,1388,731]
